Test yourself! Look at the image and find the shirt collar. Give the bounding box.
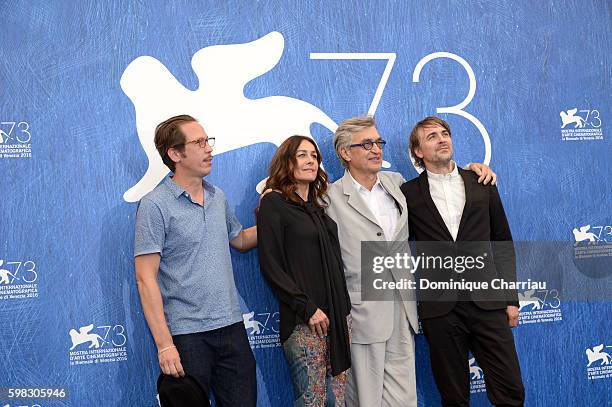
[426,161,459,181]
[165,176,215,199]
[349,171,383,193]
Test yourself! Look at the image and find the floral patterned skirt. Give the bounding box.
[282,315,352,407]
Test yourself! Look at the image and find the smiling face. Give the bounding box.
[292,139,319,185]
[170,121,214,178]
[414,123,453,169]
[341,126,383,177]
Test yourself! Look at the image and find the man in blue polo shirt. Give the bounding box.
[134,114,257,406]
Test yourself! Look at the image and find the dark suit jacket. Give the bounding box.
[400,168,519,320]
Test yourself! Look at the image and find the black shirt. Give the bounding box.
[257,191,351,375]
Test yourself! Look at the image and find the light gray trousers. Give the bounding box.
[345,297,417,407]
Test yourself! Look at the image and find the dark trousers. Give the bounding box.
[173,322,257,407]
[421,301,524,407]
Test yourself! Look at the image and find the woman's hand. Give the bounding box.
[308,308,330,337]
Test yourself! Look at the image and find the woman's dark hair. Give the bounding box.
[264,135,329,208]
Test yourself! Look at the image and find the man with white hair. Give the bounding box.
[326,115,494,406]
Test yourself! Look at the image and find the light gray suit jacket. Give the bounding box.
[326,170,419,344]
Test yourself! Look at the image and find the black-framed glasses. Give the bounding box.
[181,137,216,148]
[349,139,386,150]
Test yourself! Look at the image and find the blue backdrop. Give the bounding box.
[1,1,611,406]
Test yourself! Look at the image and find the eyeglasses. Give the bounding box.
[180,137,216,148]
[349,139,386,150]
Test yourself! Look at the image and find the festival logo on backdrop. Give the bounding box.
[585,343,612,381]
[572,224,612,244]
[518,288,563,325]
[572,224,612,280]
[242,310,281,349]
[469,357,486,394]
[0,259,38,301]
[0,121,32,159]
[68,323,128,366]
[560,108,603,141]
[573,225,601,244]
[121,32,495,200]
[120,31,337,202]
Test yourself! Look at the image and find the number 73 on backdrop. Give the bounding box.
[120,32,492,202]
[309,51,491,171]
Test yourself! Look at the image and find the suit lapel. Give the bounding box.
[418,172,454,240]
[380,174,408,240]
[340,171,380,227]
[456,168,473,240]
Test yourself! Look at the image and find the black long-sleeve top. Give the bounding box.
[257,192,351,375]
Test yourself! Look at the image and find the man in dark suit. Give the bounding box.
[400,116,525,406]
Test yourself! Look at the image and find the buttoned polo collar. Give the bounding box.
[165,176,215,199]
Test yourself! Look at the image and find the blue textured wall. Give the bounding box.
[1,1,610,406]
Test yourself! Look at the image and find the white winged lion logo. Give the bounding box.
[518,289,542,311]
[121,31,337,202]
[586,344,612,367]
[572,225,599,244]
[468,357,483,380]
[243,311,265,335]
[69,324,105,350]
[560,108,585,129]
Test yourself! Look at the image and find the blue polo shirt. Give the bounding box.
[134,177,243,335]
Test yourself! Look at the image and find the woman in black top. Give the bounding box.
[257,135,352,406]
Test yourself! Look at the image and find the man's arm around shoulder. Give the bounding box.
[380,170,407,187]
[230,226,257,252]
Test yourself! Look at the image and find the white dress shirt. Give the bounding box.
[350,173,400,240]
[426,161,466,241]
